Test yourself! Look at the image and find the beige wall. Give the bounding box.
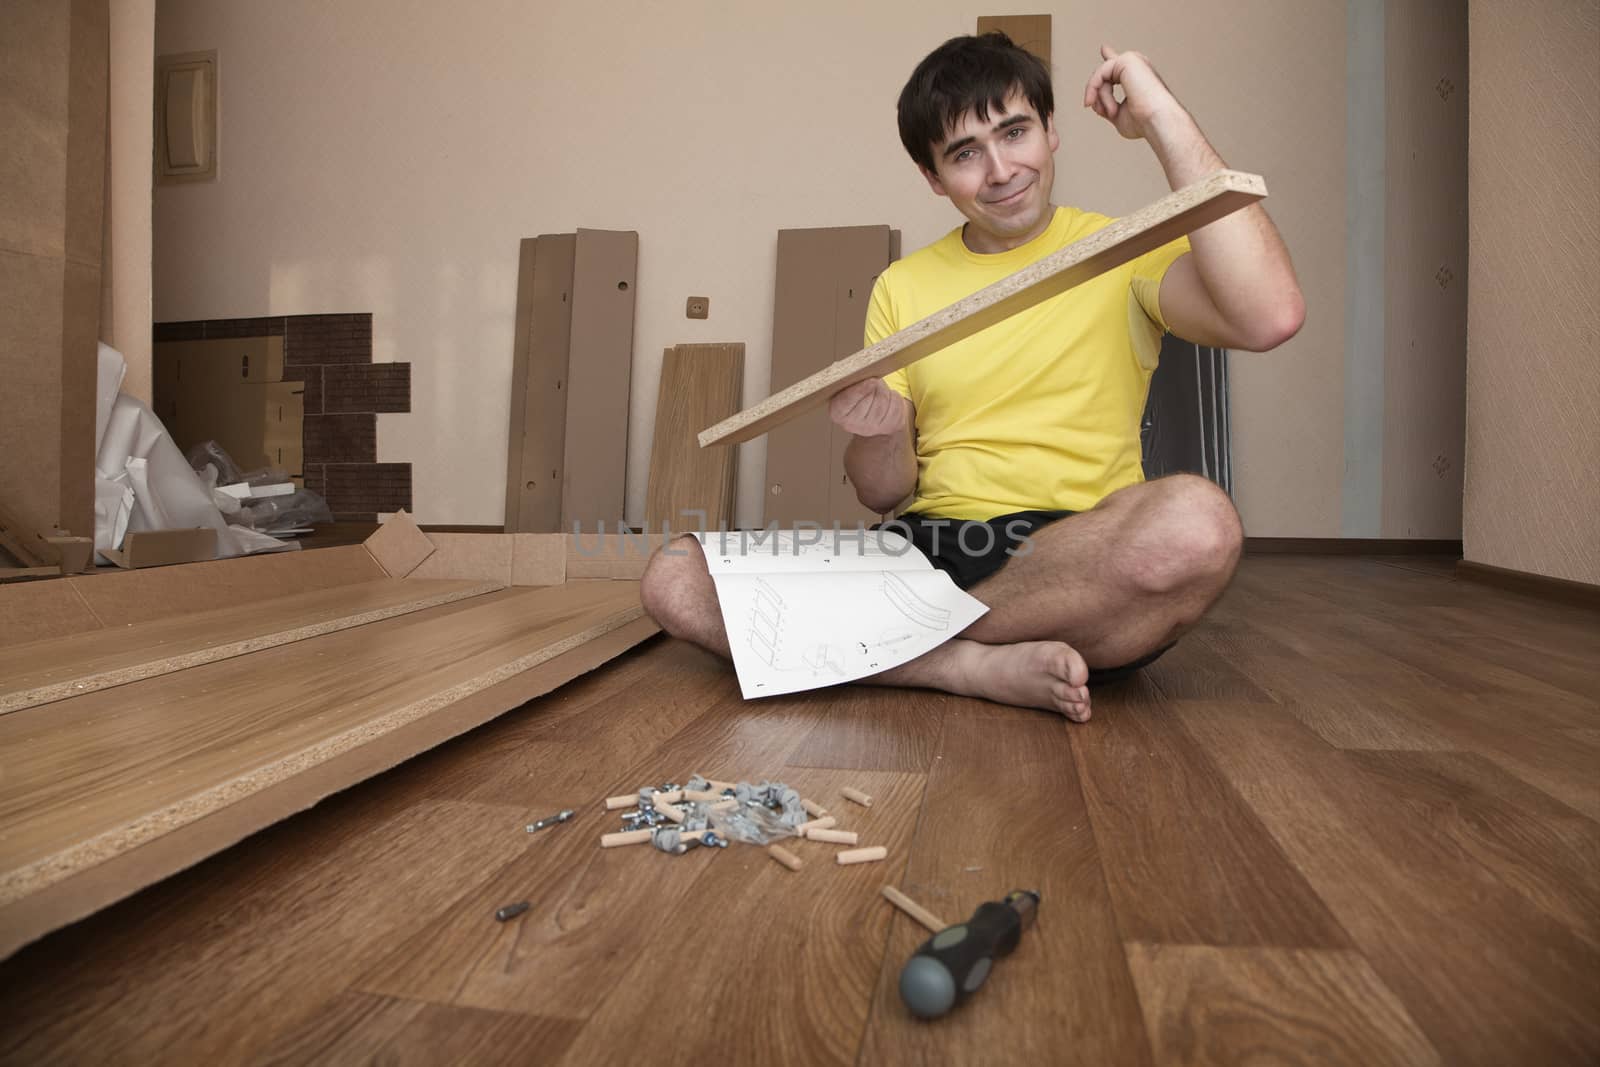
[1465,0,1599,584]
[107,0,155,404]
[152,0,1459,538]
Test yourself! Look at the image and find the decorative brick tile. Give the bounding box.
[153,320,206,342]
[281,366,323,414]
[303,414,376,464]
[205,316,287,339]
[303,463,325,496]
[286,313,373,366]
[320,463,411,516]
[324,363,410,413]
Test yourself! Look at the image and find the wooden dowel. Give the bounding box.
[806,828,859,845]
[801,798,828,818]
[710,798,737,812]
[836,846,887,866]
[841,787,873,808]
[653,790,685,805]
[881,886,947,934]
[798,816,836,837]
[682,789,721,803]
[603,794,637,810]
[768,844,803,871]
[601,829,653,848]
[655,800,687,824]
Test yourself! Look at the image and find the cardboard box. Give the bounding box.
[153,336,305,477]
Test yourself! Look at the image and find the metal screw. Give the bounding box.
[495,901,531,922]
[525,809,575,833]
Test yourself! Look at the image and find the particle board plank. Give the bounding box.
[0,578,102,649]
[700,170,1266,447]
[0,797,535,1063]
[644,343,744,530]
[61,543,385,628]
[552,771,924,1066]
[1125,944,1439,1066]
[511,532,566,586]
[0,577,502,714]
[860,716,1153,1067]
[0,581,650,958]
[561,229,637,527]
[507,234,576,533]
[1070,698,1351,948]
[564,528,671,579]
[1176,700,1600,1064]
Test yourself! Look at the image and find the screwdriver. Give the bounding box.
[898,889,1040,1019]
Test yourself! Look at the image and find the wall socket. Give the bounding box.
[686,296,709,320]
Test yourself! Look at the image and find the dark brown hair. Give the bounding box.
[897,32,1055,173]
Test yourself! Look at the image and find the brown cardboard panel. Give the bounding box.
[46,537,94,575]
[509,234,576,533]
[644,344,744,531]
[63,0,109,268]
[153,336,303,475]
[512,534,567,586]
[67,543,385,626]
[562,230,637,528]
[0,580,103,650]
[408,533,514,585]
[59,258,101,538]
[976,14,1051,64]
[362,510,435,578]
[0,501,63,568]
[0,253,73,542]
[101,528,218,570]
[565,529,671,580]
[704,172,1266,447]
[0,2,70,260]
[765,226,893,527]
[504,238,538,529]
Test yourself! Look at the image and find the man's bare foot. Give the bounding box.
[948,638,1093,721]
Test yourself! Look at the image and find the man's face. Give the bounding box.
[920,91,1059,254]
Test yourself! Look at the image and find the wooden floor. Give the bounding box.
[0,555,1595,1065]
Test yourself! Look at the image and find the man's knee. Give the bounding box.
[1131,475,1243,594]
[640,535,708,631]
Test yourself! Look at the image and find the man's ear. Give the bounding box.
[1045,113,1060,153]
[919,164,948,198]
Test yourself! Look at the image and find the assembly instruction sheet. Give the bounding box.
[693,529,989,698]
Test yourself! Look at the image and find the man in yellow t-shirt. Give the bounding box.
[643,33,1304,721]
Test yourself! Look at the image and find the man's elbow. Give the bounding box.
[1238,289,1306,352]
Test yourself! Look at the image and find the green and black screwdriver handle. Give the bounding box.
[899,889,1041,1019]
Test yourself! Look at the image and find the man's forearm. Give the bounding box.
[1146,107,1303,344]
[844,428,918,514]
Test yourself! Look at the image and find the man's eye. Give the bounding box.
[1007,126,1026,139]
[956,149,976,162]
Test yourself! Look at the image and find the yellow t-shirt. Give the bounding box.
[871,205,1191,520]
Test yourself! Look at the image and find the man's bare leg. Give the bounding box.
[955,474,1243,668]
[641,537,1092,720]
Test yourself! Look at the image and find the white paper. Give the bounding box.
[693,530,988,698]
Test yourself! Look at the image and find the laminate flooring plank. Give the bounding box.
[554,770,926,1067]
[0,577,502,713]
[0,583,644,909]
[1124,944,1439,1066]
[1071,697,1351,948]
[0,796,531,1064]
[1143,630,1276,703]
[1176,700,1600,1064]
[859,716,1153,1067]
[252,991,427,1066]
[1193,618,1456,751]
[1341,749,1600,946]
[784,682,950,771]
[358,665,834,1020]
[1432,625,1600,703]
[368,1003,583,1066]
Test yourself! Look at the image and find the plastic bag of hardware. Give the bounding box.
[708,797,802,845]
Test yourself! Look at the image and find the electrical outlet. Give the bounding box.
[686,296,710,320]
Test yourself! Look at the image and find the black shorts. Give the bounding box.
[881,509,1172,685]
